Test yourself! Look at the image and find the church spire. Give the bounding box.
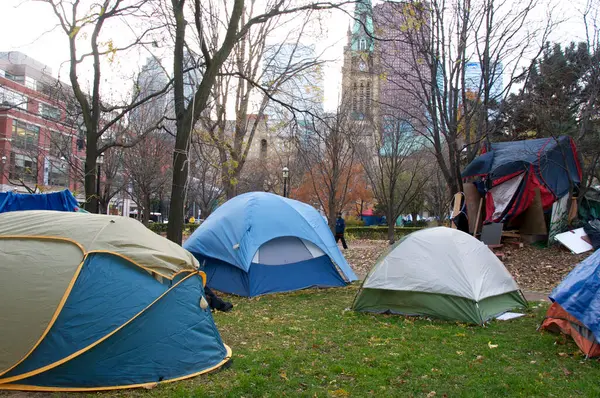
[351,0,374,53]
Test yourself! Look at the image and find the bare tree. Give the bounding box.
[165,0,353,244]
[196,8,327,200]
[99,146,127,214]
[358,116,428,244]
[371,0,556,196]
[294,101,363,230]
[40,0,171,213]
[187,135,224,219]
[123,131,172,226]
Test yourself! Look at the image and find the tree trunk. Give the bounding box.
[84,155,98,213]
[387,211,395,245]
[167,150,187,244]
[143,194,151,227]
[411,212,418,224]
[328,198,337,234]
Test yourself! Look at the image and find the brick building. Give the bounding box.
[0,52,84,195]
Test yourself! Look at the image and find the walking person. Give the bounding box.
[335,212,348,250]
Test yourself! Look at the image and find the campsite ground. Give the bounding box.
[15,287,597,397]
[3,239,598,397]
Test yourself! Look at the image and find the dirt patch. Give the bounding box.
[502,243,588,292]
[341,239,389,279]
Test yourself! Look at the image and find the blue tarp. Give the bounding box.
[0,190,79,213]
[184,192,356,296]
[550,249,600,343]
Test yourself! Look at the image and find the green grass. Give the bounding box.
[75,286,600,397]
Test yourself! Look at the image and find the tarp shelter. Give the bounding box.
[361,209,384,226]
[541,249,600,357]
[462,136,581,223]
[352,227,527,324]
[0,190,79,213]
[580,186,600,221]
[0,211,231,392]
[184,192,357,297]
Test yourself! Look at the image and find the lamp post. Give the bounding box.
[282,166,289,198]
[0,155,6,193]
[96,153,104,214]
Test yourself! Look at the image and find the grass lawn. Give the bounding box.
[88,284,600,398]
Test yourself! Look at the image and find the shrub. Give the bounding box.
[148,223,201,235]
[401,219,429,228]
[345,226,425,241]
[345,217,365,227]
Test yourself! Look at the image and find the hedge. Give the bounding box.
[147,223,423,240]
[148,223,201,234]
[345,226,425,241]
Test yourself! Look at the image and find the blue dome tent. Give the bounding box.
[0,211,231,392]
[184,192,357,297]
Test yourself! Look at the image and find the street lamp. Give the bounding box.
[96,153,104,214]
[282,166,289,198]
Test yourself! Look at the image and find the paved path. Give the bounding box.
[523,291,550,302]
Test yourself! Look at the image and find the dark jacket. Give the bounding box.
[335,217,346,234]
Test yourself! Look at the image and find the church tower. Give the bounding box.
[341,0,378,124]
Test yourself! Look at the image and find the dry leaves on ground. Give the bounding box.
[342,240,389,279]
[502,243,588,292]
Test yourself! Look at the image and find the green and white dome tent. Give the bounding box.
[352,227,527,324]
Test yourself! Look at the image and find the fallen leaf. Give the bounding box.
[329,388,350,397]
[530,361,537,364]
[562,367,572,376]
[427,392,437,398]
[280,371,289,381]
[558,352,568,357]
[456,351,464,356]
[488,341,498,349]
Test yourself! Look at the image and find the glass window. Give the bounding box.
[49,160,69,187]
[11,120,39,151]
[0,87,27,110]
[9,152,38,184]
[39,103,61,120]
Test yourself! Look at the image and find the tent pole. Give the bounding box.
[473,198,483,237]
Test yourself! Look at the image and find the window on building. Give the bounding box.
[12,120,39,151]
[366,82,371,114]
[48,160,69,187]
[359,82,365,114]
[39,103,61,120]
[352,82,358,113]
[260,139,267,160]
[0,87,27,110]
[9,152,37,184]
[359,38,366,51]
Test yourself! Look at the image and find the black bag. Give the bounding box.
[583,219,600,250]
[204,286,233,312]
